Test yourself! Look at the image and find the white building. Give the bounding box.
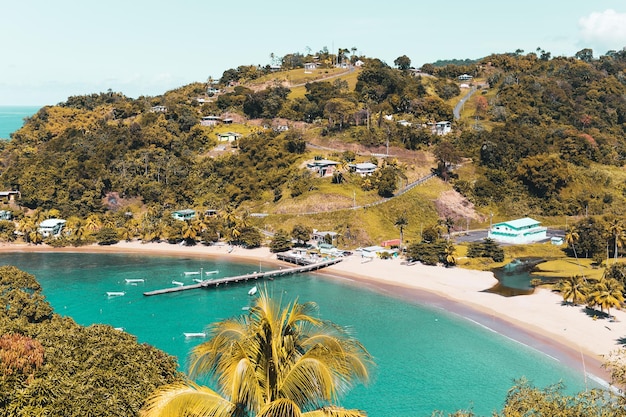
[38,219,66,238]
[488,217,547,244]
[348,162,377,176]
[172,209,196,221]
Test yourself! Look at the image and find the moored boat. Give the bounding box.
[183,332,206,338]
[106,291,126,297]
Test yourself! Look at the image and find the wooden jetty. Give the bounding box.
[143,258,342,297]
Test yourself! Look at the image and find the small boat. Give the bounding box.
[248,286,258,296]
[114,327,125,331]
[242,306,251,311]
[106,291,126,297]
[183,332,206,338]
[172,280,185,286]
[125,278,145,284]
[205,270,219,275]
[184,271,200,276]
[193,278,204,283]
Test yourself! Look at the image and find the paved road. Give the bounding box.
[453,87,477,120]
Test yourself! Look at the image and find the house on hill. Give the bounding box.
[0,190,20,203]
[348,162,377,176]
[487,217,547,244]
[306,160,339,177]
[216,132,242,142]
[434,121,452,135]
[201,116,222,126]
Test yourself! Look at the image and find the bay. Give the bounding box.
[0,252,595,416]
[0,105,41,139]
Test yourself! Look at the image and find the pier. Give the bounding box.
[143,257,342,296]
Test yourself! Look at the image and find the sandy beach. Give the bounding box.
[0,240,618,386]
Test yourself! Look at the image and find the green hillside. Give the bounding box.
[3,51,626,250]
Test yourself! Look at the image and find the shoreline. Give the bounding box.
[0,241,616,386]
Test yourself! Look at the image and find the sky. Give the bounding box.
[3,0,626,106]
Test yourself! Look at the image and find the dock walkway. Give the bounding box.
[143,257,342,296]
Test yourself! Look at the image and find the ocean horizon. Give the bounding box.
[0,252,597,417]
[0,105,41,139]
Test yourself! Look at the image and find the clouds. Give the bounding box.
[579,9,626,53]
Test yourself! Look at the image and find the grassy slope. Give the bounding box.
[239,68,622,279]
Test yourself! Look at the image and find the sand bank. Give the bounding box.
[0,241,617,385]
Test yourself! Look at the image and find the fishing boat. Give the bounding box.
[183,271,200,276]
[205,270,219,275]
[106,291,126,297]
[171,280,185,286]
[125,278,145,284]
[183,332,206,338]
[248,286,257,296]
[192,278,204,283]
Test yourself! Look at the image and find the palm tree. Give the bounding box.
[141,289,373,417]
[565,226,583,279]
[608,218,625,262]
[444,241,456,266]
[394,214,408,250]
[589,277,625,320]
[559,275,588,305]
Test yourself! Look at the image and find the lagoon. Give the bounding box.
[0,252,595,416]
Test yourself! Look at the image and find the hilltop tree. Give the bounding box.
[394,55,411,70]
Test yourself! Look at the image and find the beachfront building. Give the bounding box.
[359,245,397,259]
[487,217,547,244]
[172,209,196,221]
[38,218,66,238]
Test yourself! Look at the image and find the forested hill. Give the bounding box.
[2,49,626,223]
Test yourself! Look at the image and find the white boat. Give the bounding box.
[125,278,145,284]
[242,306,251,311]
[183,332,206,338]
[205,270,219,275]
[172,280,185,286]
[248,286,258,296]
[193,278,204,283]
[106,291,126,297]
[183,271,200,276]
[114,327,125,331]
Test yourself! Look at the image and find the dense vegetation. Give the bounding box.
[6,46,626,414]
[0,265,183,416]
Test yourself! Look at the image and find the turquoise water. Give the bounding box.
[0,105,40,139]
[0,252,595,416]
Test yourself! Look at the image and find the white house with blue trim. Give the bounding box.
[487,217,547,244]
[38,218,66,238]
